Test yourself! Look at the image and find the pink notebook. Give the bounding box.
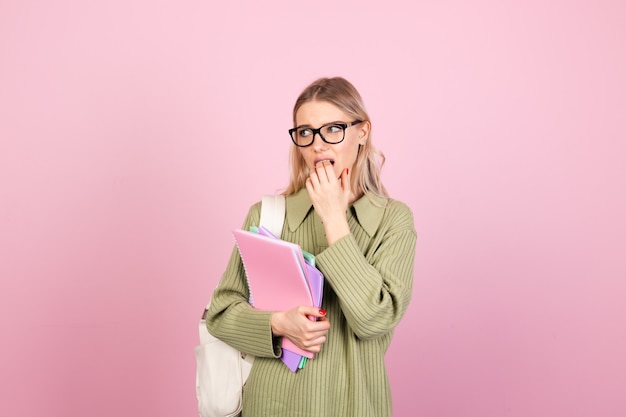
[233,229,315,359]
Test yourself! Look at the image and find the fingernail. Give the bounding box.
[319,309,327,316]
[345,168,349,175]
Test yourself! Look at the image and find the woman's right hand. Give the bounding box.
[270,306,330,353]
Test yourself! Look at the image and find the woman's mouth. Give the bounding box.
[315,158,335,166]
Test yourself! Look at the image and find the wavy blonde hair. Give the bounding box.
[284,77,388,199]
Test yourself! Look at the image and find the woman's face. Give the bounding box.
[294,100,369,179]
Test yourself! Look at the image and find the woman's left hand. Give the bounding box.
[305,161,352,245]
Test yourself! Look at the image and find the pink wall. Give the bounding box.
[1,1,624,416]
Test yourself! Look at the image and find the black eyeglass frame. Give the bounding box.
[288,120,363,147]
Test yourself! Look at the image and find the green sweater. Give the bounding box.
[206,188,417,417]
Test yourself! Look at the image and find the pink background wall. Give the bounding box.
[1,1,624,416]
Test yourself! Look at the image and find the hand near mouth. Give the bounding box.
[305,160,352,246]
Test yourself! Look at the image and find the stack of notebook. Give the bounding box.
[233,226,324,372]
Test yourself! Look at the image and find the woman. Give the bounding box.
[206,77,416,417]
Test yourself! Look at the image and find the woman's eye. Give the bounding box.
[299,128,312,137]
[325,124,342,134]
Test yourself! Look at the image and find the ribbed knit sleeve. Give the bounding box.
[316,200,416,340]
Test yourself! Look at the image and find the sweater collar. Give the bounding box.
[286,187,387,237]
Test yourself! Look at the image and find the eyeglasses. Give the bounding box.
[289,120,363,147]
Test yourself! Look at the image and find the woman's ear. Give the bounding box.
[358,121,370,145]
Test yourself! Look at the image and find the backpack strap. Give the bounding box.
[260,194,286,238]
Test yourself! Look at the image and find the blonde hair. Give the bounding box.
[284,77,388,198]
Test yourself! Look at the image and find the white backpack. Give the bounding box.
[195,195,285,417]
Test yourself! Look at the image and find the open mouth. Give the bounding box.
[315,159,335,166]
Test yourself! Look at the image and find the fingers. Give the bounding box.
[301,335,327,353]
[312,160,337,183]
[294,306,331,352]
[300,305,327,319]
[340,167,351,194]
[307,161,344,202]
[299,319,330,353]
